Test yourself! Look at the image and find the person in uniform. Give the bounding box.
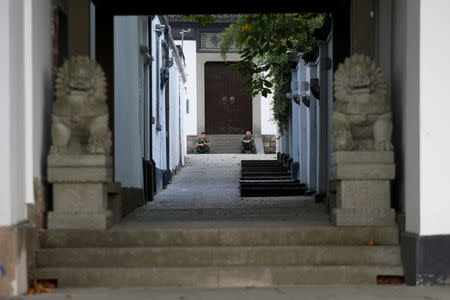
[241,130,256,154]
[194,132,211,154]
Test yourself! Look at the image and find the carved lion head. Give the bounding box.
[55,56,107,103]
[334,54,386,105]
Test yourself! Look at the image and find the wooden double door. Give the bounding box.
[205,62,252,134]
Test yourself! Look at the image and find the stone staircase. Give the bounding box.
[207,134,247,154]
[240,160,308,196]
[33,225,403,287]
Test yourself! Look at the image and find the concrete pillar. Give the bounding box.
[317,41,331,196]
[309,64,318,192]
[394,0,450,286]
[291,70,300,164]
[418,0,450,237]
[298,63,308,185]
[0,0,29,296]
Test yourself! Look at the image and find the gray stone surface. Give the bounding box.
[53,184,107,213]
[40,226,400,248]
[36,154,405,289]
[254,136,265,154]
[336,180,390,208]
[332,208,396,227]
[36,245,401,267]
[47,211,113,230]
[331,151,396,226]
[118,154,330,226]
[9,286,450,300]
[32,265,404,288]
[48,154,113,167]
[331,151,394,164]
[47,154,113,229]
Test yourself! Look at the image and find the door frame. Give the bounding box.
[204,61,253,135]
[196,53,261,136]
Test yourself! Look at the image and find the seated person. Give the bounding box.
[241,130,256,154]
[194,132,211,154]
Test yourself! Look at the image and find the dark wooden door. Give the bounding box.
[205,62,252,134]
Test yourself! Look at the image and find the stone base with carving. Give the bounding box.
[330,151,396,226]
[47,154,113,229]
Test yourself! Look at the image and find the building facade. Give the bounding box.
[168,15,277,152]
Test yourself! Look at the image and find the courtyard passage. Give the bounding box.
[117,154,329,227]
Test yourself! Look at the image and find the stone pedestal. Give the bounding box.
[47,154,113,229]
[330,151,396,226]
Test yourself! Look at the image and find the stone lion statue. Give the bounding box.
[50,56,112,155]
[333,54,393,151]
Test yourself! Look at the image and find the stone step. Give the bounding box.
[212,150,242,154]
[208,140,241,143]
[212,147,242,151]
[240,176,294,181]
[239,182,306,187]
[240,179,300,184]
[39,227,400,248]
[241,187,307,197]
[211,146,241,149]
[205,141,242,145]
[36,245,401,268]
[208,140,244,144]
[241,160,282,165]
[241,168,289,172]
[241,172,292,176]
[207,134,245,138]
[32,265,404,287]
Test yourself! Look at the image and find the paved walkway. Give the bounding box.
[116,154,330,228]
[12,286,450,299]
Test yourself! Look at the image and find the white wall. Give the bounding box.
[175,40,197,136]
[151,17,167,176]
[0,0,27,226]
[169,49,181,170]
[114,16,143,189]
[261,92,277,135]
[419,0,450,236]
[30,0,53,182]
[0,0,53,217]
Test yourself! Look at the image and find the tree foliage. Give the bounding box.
[219,13,325,134]
[182,14,216,25]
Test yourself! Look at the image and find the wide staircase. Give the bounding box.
[33,226,403,287]
[207,134,245,154]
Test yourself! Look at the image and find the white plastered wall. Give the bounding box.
[419,0,450,235]
[168,48,185,171]
[0,0,27,226]
[29,0,53,190]
[113,16,144,189]
[151,17,167,174]
[261,92,277,135]
[175,40,197,136]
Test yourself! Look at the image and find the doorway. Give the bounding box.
[204,62,252,134]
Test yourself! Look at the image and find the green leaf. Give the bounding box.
[182,15,215,25]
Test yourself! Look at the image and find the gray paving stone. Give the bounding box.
[118,154,331,226]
